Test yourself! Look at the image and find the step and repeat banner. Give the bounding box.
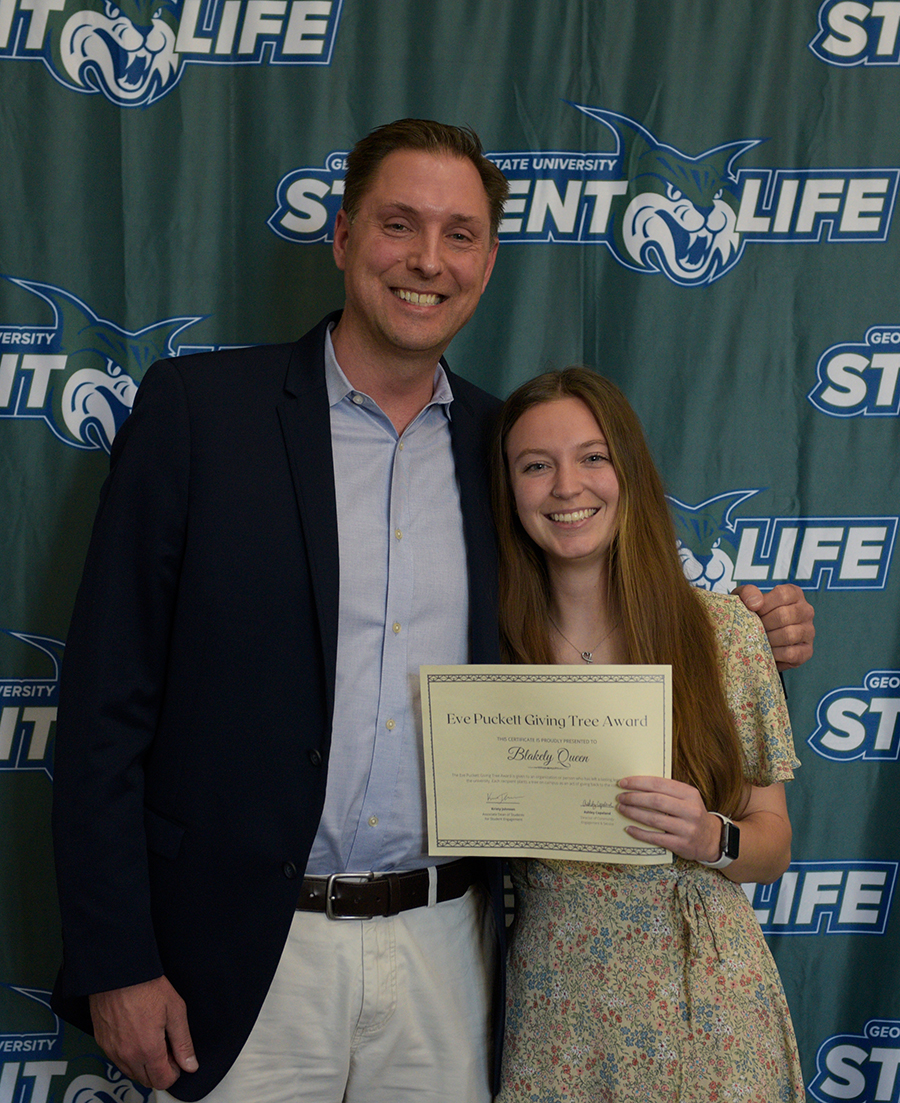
[1,1,898,1099]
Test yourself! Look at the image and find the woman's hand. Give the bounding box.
[616,776,792,883]
[616,776,721,863]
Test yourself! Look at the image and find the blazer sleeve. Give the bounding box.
[52,358,190,999]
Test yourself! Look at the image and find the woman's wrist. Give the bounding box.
[698,812,740,868]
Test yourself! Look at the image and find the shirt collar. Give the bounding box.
[324,323,454,417]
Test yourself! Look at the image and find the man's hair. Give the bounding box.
[491,367,748,819]
[342,119,509,239]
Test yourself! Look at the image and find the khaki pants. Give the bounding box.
[157,884,495,1103]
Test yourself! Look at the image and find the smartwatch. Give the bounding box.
[698,812,740,869]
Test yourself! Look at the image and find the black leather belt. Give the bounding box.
[297,857,480,920]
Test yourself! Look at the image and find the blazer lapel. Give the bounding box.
[277,317,341,715]
[446,369,501,664]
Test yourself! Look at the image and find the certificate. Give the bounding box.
[420,665,672,865]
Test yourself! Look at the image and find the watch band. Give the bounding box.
[698,812,740,869]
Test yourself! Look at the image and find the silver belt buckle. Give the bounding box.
[325,870,377,920]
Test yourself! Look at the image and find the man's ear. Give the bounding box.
[333,208,350,271]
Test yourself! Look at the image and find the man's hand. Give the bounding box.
[89,976,198,1090]
[733,583,815,671]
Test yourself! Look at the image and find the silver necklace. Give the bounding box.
[548,616,619,664]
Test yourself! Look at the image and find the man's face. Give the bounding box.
[333,149,498,364]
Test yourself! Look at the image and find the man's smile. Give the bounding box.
[393,288,446,305]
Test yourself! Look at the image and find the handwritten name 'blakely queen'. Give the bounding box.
[507,746,589,767]
[445,713,649,728]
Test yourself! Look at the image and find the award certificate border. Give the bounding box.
[422,668,671,860]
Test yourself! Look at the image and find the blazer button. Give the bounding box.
[308,749,322,767]
[283,862,297,879]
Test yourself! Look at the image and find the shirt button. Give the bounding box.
[395,529,402,540]
[368,815,379,827]
[398,442,404,451]
[392,622,401,634]
[386,719,396,731]
[351,393,364,405]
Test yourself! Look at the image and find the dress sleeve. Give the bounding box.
[703,592,800,786]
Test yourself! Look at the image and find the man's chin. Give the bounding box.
[381,319,458,359]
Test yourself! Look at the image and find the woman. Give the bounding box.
[492,368,803,1102]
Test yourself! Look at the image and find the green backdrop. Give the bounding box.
[2,2,898,1100]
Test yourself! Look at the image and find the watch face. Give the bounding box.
[722,820,741,860]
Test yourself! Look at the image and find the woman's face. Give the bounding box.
[505,396,620,571]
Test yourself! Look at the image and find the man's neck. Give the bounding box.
[331,323,445,435]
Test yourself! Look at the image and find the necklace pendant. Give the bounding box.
[581,651,594,664]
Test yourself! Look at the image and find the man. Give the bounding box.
[51,119,814,1103]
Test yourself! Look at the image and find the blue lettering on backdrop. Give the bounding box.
[0,633,63,779]
[810,0,900,66]
[808,671,900,760]
[810,1019,900,1102]
[746,861,897,935]
[809,327,900,416]
[0,984,149,1101]
[0,0,342,106]
[0,987,62,1060]
[668,490,897,592]
[269,104,900,288]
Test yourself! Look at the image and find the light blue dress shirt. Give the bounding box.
[304,329,470,875]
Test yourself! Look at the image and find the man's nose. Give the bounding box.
[407,231,443,277]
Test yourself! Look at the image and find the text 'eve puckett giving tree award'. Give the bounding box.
[420,666,672,865]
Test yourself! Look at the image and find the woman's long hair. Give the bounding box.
[491,368,747,819]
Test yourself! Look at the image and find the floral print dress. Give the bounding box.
[497,592,804,1102]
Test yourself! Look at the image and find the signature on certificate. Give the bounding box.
[486,792,523,805]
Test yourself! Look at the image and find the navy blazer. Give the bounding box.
[52,313,504,1100]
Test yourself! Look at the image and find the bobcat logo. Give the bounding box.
[668,489,760,591]
[1,277,201,451]
[569,103,762,285]
[53,0,180,104]
[65,1066,151,1103]
[4,0,341,107]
